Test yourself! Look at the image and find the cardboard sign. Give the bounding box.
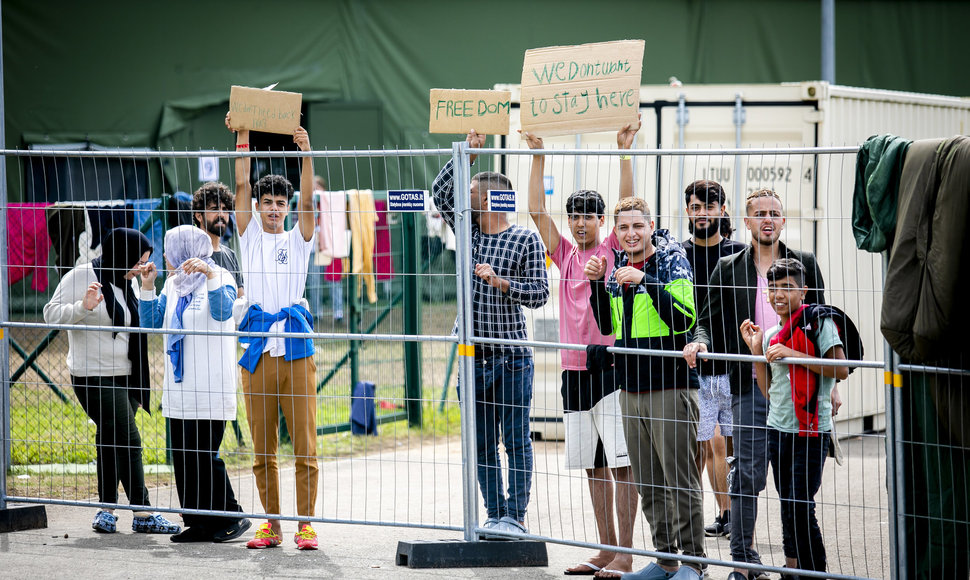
[387,189,429,212]
[488,190,517,212]
[520,40,644,137]
[429,89,511,135]
[228,85,302,134]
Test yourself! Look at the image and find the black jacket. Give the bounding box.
[692,242,825,394]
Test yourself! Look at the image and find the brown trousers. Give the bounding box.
[242,352,319,518]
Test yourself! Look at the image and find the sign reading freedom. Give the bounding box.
[520,40,644,137]
[228,85,302,135]
[429,89,511,135]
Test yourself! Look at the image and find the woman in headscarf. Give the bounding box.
[139,225,250,543]
[44,227,180,535]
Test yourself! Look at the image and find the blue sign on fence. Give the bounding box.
[387,189,429,212]
[488,189,517,212]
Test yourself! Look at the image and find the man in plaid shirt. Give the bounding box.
[432,129,549,536]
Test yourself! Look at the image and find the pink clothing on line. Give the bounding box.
[374,200,394,281]
[7,202,53,292]
[549,231,619,370]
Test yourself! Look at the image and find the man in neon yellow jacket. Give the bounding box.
[585,197,705,580]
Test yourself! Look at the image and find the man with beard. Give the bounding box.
[192,182,245,297]
[681,180,744,540]
[683,189,826,580]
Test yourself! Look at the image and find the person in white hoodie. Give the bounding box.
[139,225,251,543]
[44,227,180,536]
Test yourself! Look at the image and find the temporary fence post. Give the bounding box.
[402,211,423,427]
[452,141,479,542]
[0,0,9,509]
[882,252,906,580]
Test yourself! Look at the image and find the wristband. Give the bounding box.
[619,155,632,161]
[236,143,250,149]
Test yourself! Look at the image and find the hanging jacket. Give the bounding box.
[882,136,970,362]
[589,229,699,392]
[852,134,912,252]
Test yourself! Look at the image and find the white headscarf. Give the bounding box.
[164,225,216,297]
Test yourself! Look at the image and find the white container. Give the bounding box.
[490,81,970,440]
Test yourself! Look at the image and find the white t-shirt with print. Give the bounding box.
[239,219,314,357]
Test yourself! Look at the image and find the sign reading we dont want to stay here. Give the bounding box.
[228,85,302,135]
[520,40,644,137]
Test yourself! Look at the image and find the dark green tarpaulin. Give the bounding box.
[4,0,970,199]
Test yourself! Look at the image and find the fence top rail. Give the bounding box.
[0,145,860,159]
[473,336,885,369]
[0,321,458,344]
[473,145,861,156]
[0,148,453,159]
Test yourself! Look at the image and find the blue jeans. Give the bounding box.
[461,353,535,522]
[730,382,769,564]
[768,428,829,573]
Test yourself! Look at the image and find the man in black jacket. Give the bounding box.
[683,189,824,580]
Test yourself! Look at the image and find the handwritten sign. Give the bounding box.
[429,89,511,135]
[387,189,429,212]
[520,40,644,137]
[488,190,517,212]
[228,85,302,135]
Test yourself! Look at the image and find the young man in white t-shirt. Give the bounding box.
[522,121,640,578]
[226,113,319,550]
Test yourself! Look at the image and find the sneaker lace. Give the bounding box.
[295,525,316,540]
[254,523,279,539]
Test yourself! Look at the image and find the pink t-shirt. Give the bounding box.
[753,274,781,377]
[550,232,619,370]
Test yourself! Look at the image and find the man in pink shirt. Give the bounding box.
[523,120,639,579]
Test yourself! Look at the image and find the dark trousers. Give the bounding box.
[730,383,769,564]
[72,376,150,507]
[768,428,829,573]
[169,418,243,531]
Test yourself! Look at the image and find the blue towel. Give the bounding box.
[237,303,315,373]
[165,294,192,383]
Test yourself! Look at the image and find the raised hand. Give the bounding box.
[181,258,215,280]
[584,255,608,281]
[740,319,764,354]
[82,282,104,311]
[617,113,642,149]
[138,262,158,291]
[293,126,311,152]
[519,130,544,151]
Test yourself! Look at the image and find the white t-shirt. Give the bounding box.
[42,263,135,377]
[239,218,314,356]
[148,269,239,420]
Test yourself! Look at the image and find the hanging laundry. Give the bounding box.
[86,202,132,249]
[321,190,349,260]
[7,202,52,292]
[374,200,395,281]
[347,189,378,304]
[314,188,334,267]
[45,204,85,275]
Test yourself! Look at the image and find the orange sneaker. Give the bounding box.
[294,524,318,550]
[245,522,281,549]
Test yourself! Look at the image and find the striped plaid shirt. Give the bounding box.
[432,159,549,355]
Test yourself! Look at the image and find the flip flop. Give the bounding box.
[564,562,602,575]
[593,569,629,579]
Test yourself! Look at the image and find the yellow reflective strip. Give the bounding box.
[893,373,904,388]
[458,344,475,357]
[884,371,893,385]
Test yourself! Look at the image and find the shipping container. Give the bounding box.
[487,81,970,440]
